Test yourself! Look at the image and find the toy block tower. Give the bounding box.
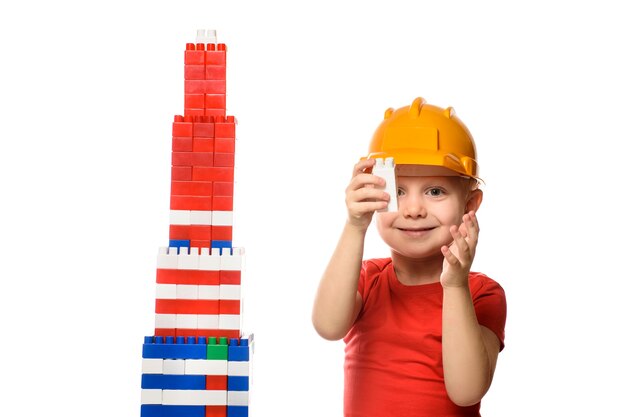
[140,30,253,417]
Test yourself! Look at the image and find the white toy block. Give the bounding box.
[227,391,249,406]
[170,210,191,225]
[155,284,177,299]
[163,359,185,375]
[219,284,241,300]
[157,247,178,269]
[142,358,163,374]
[141,389,162,405]
[155,314,176,329]
[219,314,241,330]
[176,314,198,329]
[196,29,217,45]
[177,284,199,300]
[198,285,220,300]
[185,359,228,375]
[197,314,219,329]
[212,211,233,226]
[190,210,212,225]
[179,247,199,270]
[372,157,398,212]
[162,389,227,406]
[199,247,221,270]
[227,361,250,376]
[220,247,244,270]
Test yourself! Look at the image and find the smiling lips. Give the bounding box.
[397,226,436,236]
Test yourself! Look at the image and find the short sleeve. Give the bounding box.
[471,274,507,351]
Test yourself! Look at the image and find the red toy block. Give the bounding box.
[157,269,220,285]
[204,80,226,94]
[205,65,226,80]
[185,44,205,64]
[172,166,192,181]
[185,80,206,94]
[193,138,215,152]
[172,152,194,166]
[205,49,226,65]
[184,65,205,80]
[212,196,233,211]
[184,108,205,117]
[185,94,205,108]
[214,138,235,152]
[171,180,213,196]
[192,152,214,166]
[172,137,193,152]
[154,328,176,337]
[172,117,193,137]
[205,94,226,109]
[219,300,240,315]
[211,225,232,240]
[169,225,191,240]
[205,108,226,118]
[193,121,215,138]
[220,270,241,285]
[213,152,234,167]
[206,376,228,390]
[214,122,236,138]
[170,195,212,211]
[192,167,234,182]
[189,225,212,240]
[213,182,234,196]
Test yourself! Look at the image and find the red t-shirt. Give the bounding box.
[343,258,507,417]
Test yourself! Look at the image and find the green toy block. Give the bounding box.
[206,336,229,360]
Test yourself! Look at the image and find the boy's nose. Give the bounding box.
[401,197,427,219]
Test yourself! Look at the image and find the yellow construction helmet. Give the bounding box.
[366,97,479,178]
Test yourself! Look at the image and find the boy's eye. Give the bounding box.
[426,188,444,197]
[397,188,406,196]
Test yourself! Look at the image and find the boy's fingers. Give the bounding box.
[353,159,376,176]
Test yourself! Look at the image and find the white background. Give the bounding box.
[1,1,625,416]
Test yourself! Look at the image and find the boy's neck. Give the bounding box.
[391,251,443,286]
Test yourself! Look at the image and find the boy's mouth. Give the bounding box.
[398,226,436,234]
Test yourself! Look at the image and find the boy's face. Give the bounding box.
[375,173,482,261]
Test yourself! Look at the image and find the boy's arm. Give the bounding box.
[440,211,500,406]
[312,159,389,341]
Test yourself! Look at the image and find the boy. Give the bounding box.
[312,98,506,417]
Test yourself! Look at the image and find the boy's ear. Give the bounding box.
[465,188,483,213]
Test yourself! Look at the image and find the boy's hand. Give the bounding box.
[345,159,390,231]
[440,211,479,288]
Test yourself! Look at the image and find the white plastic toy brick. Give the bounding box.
[372,157,398,212]
[212,211,233,226]
[163,359,185,375]
[155,314,176,329]
[196,29,217,45]
[177,284,199,300]
[220,247,244,270]
[179,247,200,270]
[141,389,162,405]
[227,361,250,376]
[219,284,241,300]
[190,210,212,225]
[185,359,228,375]
[199,248,221,270]
[218,314,241,330]
[162,389,227,406]
[170,210,191,225]
[227,391,249,406]
[157,247,178,269]
[155,284,177,299]
[198,285,220,300]
[142,358,164,374]
[176,314,198,329]
[197,314,219,329]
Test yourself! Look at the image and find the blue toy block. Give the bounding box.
[228,338,249,361]
[141,374,206,390]
[169,241,191,253]
[142,336,207,359]
[211,240,232,252]
[141,405,205,417]
[227,376,249,391]
[227,406,249,417]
